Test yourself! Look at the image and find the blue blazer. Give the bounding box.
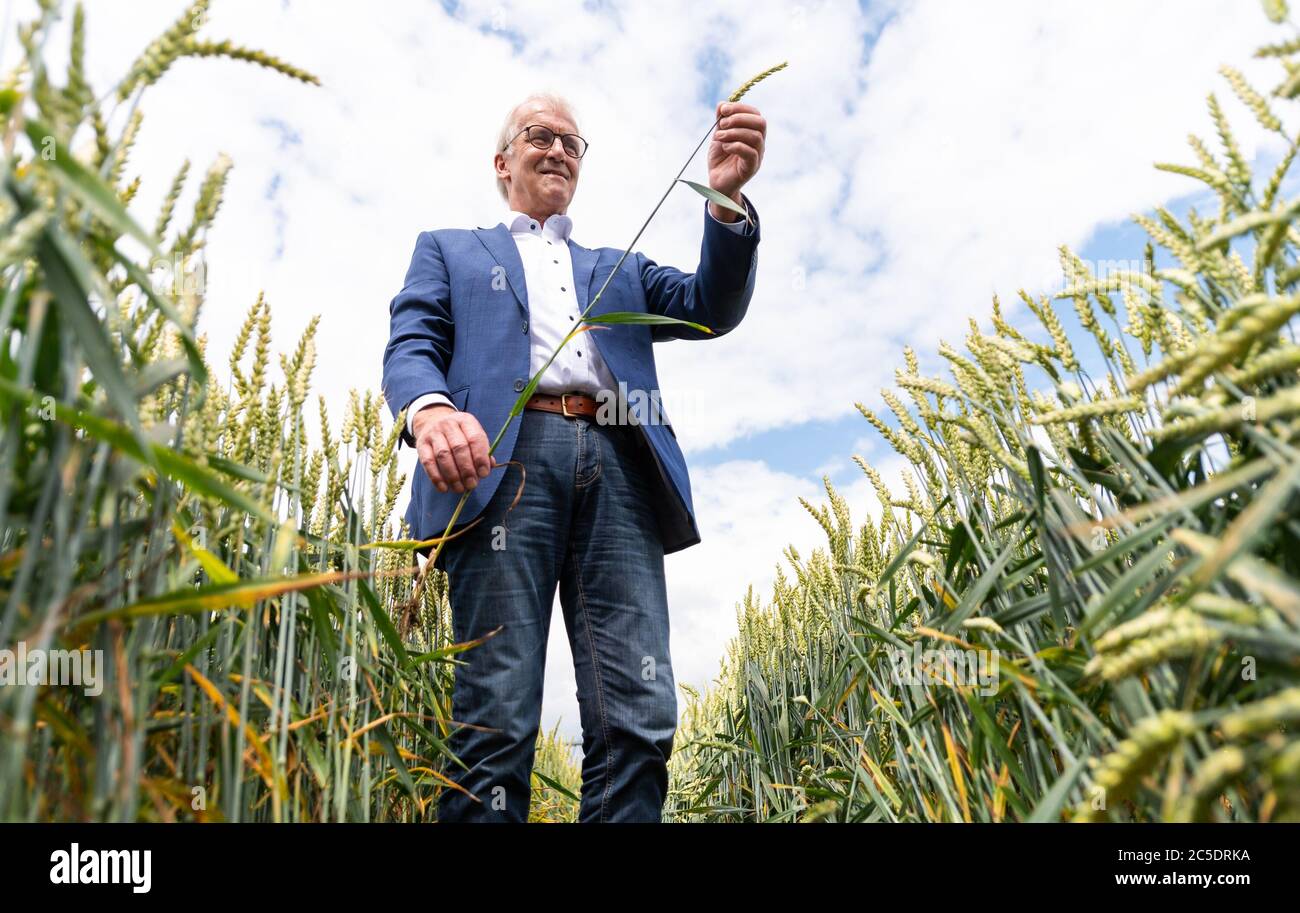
[382,194,761,554]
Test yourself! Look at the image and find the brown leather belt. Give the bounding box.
[525,391,601,420]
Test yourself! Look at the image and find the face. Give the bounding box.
[495,101,582,218]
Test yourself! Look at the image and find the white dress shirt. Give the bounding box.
[406,201,752,436]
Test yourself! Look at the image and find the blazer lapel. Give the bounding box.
[568,240,600,316]
[569,240,629,371]
[473,223,529,318]
[574,239,613,322]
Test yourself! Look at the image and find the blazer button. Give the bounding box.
[513,378,525,392]
[521,321,528,334]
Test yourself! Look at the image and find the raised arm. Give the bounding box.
[638,193,761,342]
[382,231,455,447]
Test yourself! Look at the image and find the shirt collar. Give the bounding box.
[505,210,573,242]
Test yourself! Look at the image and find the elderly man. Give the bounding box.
[382,91,764,823]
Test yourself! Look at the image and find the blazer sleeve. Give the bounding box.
[636,192,761,342]
[382,231,455,447]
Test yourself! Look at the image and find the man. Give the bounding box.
[382,91,765,822]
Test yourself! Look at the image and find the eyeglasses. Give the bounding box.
[502,124,589,159]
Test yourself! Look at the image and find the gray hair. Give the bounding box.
[495,92,580,203]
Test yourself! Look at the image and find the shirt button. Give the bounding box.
[513,378,526,392]
[560,286,566,292]
[530,222,537,230]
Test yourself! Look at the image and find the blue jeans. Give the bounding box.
[432,408,677,823]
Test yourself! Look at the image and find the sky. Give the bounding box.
[9,0,1289,743]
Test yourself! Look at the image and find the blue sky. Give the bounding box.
[29,0,1292,740]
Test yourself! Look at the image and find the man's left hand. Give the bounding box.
[707,101,766,221]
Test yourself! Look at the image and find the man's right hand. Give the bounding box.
[412,404,496,494]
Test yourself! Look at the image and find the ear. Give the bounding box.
[493,151,510,181]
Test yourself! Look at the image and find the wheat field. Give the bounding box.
[2,0,1299,823]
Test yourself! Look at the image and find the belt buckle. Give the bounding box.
[561,393,576,418]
